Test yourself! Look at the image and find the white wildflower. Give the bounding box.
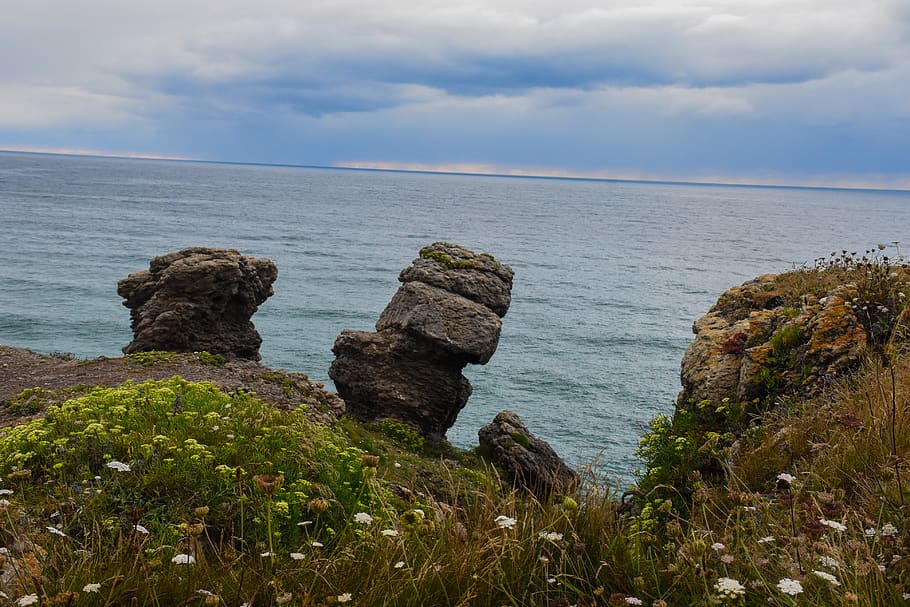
[106,460,131,473]
[0,489,13,496]
[625,598,642,605]
[539,531,564,542]
[495,515,517,529]
[819,555,838,569]
[865,528,877,537]
[171,553,196,564]
[311,541,323,547]
[134,524,150,535]
[882,523,899,537]
[276,592,293,605]
[412,508,425,519]
[394,561,406,569]
[354,512,373,525]
[777,578,803,595]
[777,472,796,485]
[17,594,39,606]
[711,542,726,552]
[714,577,746,599]
[83,583,102,593]
[260,551,272,557]
[819,519,847,532]
[337,593,352,603]
[758,536,775,544]
[46,526,66,537]
[813,570,840,586]
[381,529,399,537]
[290,552,305,560]
[0,499,10,507]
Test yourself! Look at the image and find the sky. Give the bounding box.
[2,0,909,187]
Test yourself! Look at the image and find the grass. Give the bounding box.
[1,254,909,605]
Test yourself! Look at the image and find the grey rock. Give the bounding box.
[399,242,514,317]
[478,410,578,498]
[118,247,277,360]
[329,242,512,438]
[377,281,502,364]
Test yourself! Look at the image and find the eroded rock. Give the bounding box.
[478,410,578,498]
[678,276,867,406]
[329,242,513,438]
[118,247,277,360]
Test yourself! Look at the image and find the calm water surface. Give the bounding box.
[2,152,909,481]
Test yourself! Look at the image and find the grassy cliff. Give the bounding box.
[0,250,909,606]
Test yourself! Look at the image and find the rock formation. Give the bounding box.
[329,242,513,438]
[678,274,867,407]
[118,247,278,360]
[478,410,578,498]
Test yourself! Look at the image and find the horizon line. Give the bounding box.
[2,146,909,194]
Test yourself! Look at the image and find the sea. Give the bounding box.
[2,151,909,482]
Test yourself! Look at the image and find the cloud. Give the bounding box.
[0,0,908,183]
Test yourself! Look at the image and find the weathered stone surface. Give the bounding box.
[678,275,867,407]
[478,410,578,498]
[118,247,277,360]
[330,330,472,437]
[377,281,502,364]
[399,242,514,317]
[329,242,512,438]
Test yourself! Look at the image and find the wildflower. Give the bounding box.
[311,541,324,547]
[758,536,775,544]
[381,529,399,537]
[820,519,847,532]
[394,461,402,468]
[714,577,746,599]
[0,489,13,495]
[83,583,102,593]
[547,577,557,584]
[17,594,38,606]
[354,512,373,525]
[711,542,726,552]
[881,523,899,537]
[260,551,272,557]
[252,474,284,495]
[539,531,564,542]
[625,598,642,605]
[819,556,838,569]
[134,524,150,535]
[46,526,66,537]
[394,561,406,569]
[290,552,305,560]
[337,593,352,603]
[276,592,293,605]
[777,472,796,485]
[106,460,131,472]
[720,554,735,564]
[0,500,10,507]
[865,528,877,537]
[813,570,840,586]
[777,578,803,595]
[171,553,196,564]
[412,508,425,519]
[495,515,517,529]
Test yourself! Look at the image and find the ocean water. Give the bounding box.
[2,151,909,481]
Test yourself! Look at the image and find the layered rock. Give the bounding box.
[478,410,578,498]
[329,242,513,438]
[118,247,277,360]
[678,274,867,406]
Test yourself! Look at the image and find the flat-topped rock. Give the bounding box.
[118,247,277,360]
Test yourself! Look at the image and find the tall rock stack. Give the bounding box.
[329,242,513,439]
[117,247,278,360]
